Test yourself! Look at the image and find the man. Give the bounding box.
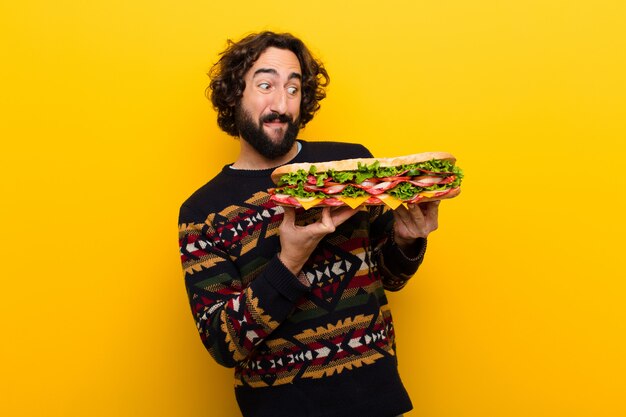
[178,31,439,417]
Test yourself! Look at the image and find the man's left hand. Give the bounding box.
[392,201,440,250]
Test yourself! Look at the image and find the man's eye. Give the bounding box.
[287,86,298,95]
[258,82,271,90]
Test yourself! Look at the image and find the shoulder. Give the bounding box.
[179,169,232,223]
[299,140,373,163]
[179,164,275,223]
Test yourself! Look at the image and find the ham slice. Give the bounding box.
[407,194,425,203]
[377,176,411,182]
[357,179,380,187]
[365,181,401,195]
[365,196,383,205]
[303,185,322,193]
[304,183,348,194]
[410,176,446,187]
[319,197,345,206]
[269,194,301,206]
[322,184,348,194]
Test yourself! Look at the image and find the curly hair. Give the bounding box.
[207,31,330,137]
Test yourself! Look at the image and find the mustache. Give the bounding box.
[260,112,293,123]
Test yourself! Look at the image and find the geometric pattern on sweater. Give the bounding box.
[221,286,280,363]
[180,189,413,387]
[226,219,398,387]
[181,193,286,364]
[294,245,375,318]
[239,310,394,387]
[179,191,281,278]
[181,193,396,377]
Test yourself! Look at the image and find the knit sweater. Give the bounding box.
[178,140,426,417]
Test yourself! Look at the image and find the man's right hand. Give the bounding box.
[278,206,358,277]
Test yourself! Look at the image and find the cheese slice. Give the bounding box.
[339,196,369,209]
[378,194,404,210]
[297,197,323,210]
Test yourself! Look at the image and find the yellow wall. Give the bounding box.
[2,1,625,416]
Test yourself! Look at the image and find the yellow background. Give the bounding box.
[1,1,625,416]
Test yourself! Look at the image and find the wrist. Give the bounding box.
[277,252,302,273]
[277,252,309,287]
[394,235,418,251]
[389,228,427,261]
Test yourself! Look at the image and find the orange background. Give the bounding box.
[1,1,625,416]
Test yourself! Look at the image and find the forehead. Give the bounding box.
[247,47,302,78]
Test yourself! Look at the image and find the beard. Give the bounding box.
[234,107,300,160]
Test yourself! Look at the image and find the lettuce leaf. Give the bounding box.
[278,169,309,186]
[328,169,355,184]
[341,185,367,198]
[389,182,419,200]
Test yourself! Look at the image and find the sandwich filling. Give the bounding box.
[269,159,463,209]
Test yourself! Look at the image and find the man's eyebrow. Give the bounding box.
[253,68,278,77]
[253,68,302,81]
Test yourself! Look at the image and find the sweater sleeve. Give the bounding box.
[369,207,427,291]
[178,203,310,368]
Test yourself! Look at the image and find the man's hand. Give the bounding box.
[279,206,358,276]
[392,201,440,251]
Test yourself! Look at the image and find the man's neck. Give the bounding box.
[231,140,300,170]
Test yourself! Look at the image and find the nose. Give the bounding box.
[269,89,288,115]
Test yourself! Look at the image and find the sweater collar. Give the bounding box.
[222,140,307,177]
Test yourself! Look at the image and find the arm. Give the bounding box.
[179,204,358,367]
[179,204,310,368]
[371,201,439,291]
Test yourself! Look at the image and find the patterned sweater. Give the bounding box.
[178,141,427,417]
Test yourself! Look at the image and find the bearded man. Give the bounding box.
[178,31,439,417]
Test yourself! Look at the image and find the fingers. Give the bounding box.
[317,206,358,233]
[394,200,441,239]
[408,203,426,221]
[419,201,440,228]
[395,203,424,228]
[329,206,359,227]
[282,206,359,239]
[319,207,335,233]
[392,205,410,232]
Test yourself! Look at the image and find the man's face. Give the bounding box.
[235,47,302,159]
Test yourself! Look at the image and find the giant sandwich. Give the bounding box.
[268,151,463,210]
